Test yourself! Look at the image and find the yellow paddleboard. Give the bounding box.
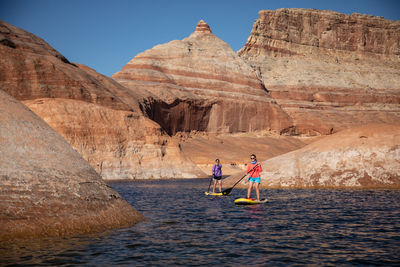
[204,192,224,196]
[234,198,268,205]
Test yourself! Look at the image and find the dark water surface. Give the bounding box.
[2,179,400,266]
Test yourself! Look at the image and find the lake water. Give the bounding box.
[2,178,400,266]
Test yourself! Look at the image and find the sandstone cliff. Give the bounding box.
[0,20,205,179]
[223,124,400,188]
[113,20,293,135]
[0,90,144,240]
[239,9,400,135]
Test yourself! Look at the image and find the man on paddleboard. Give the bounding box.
[212,159,223,193]
[246,154,262,201]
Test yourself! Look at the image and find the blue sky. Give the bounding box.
[1,0,399,76]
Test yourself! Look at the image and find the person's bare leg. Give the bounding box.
[212,180,216,193]
[218,180,222,192]
[255,182,260,201]
[247,181,253,198]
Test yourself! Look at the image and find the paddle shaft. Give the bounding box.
[222,163,260,195]
[207,175,213,192]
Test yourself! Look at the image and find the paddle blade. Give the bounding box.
[222,188,232,195]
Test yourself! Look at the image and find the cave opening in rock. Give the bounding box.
[141,99,213,136]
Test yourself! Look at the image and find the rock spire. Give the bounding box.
[194,19,212,33]
[113,20,292,135]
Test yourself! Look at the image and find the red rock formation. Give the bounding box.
[0,90,144,240]
[25,97,205,179]
[0,21,134,110]
[241,9,400,56]
[113,20,293,135]
[0,20,205,179]
[239,9,400,135]
[223,124,400,188]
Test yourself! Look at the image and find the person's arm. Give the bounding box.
[212,165,215,175]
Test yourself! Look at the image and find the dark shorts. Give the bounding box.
[213,175,222,180]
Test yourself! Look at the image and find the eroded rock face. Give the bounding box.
[0,91,144,240]
[0,20,205,179]
[241,9,400,56]
[239,9,400,135]
[24,98,205,179]
[224,124,400,188]
[262,124,400,187]
[0,21,135,111]
[113,20,292,135]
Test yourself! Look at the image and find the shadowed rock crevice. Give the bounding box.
[0,38,17,48]
[141,98,213,136]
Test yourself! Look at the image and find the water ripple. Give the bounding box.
[1,179,400,266]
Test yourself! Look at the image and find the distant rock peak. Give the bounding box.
[194,20,212,34]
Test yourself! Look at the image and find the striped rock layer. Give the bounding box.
[113,20,292,135]
[238,8,400,135]
[0,20,205,180]
[0,90,144,240]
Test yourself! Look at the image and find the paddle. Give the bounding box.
[222,163,260,195]
[207,175,213,192]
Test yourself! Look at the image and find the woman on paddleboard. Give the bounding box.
[246,154,262,201]
[212,159,222,193]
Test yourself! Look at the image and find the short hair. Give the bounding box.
[250,154,256,158]
[215,158,220,162]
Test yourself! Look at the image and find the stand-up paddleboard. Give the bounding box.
[234,198,268,205]
[204,192,228,196]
